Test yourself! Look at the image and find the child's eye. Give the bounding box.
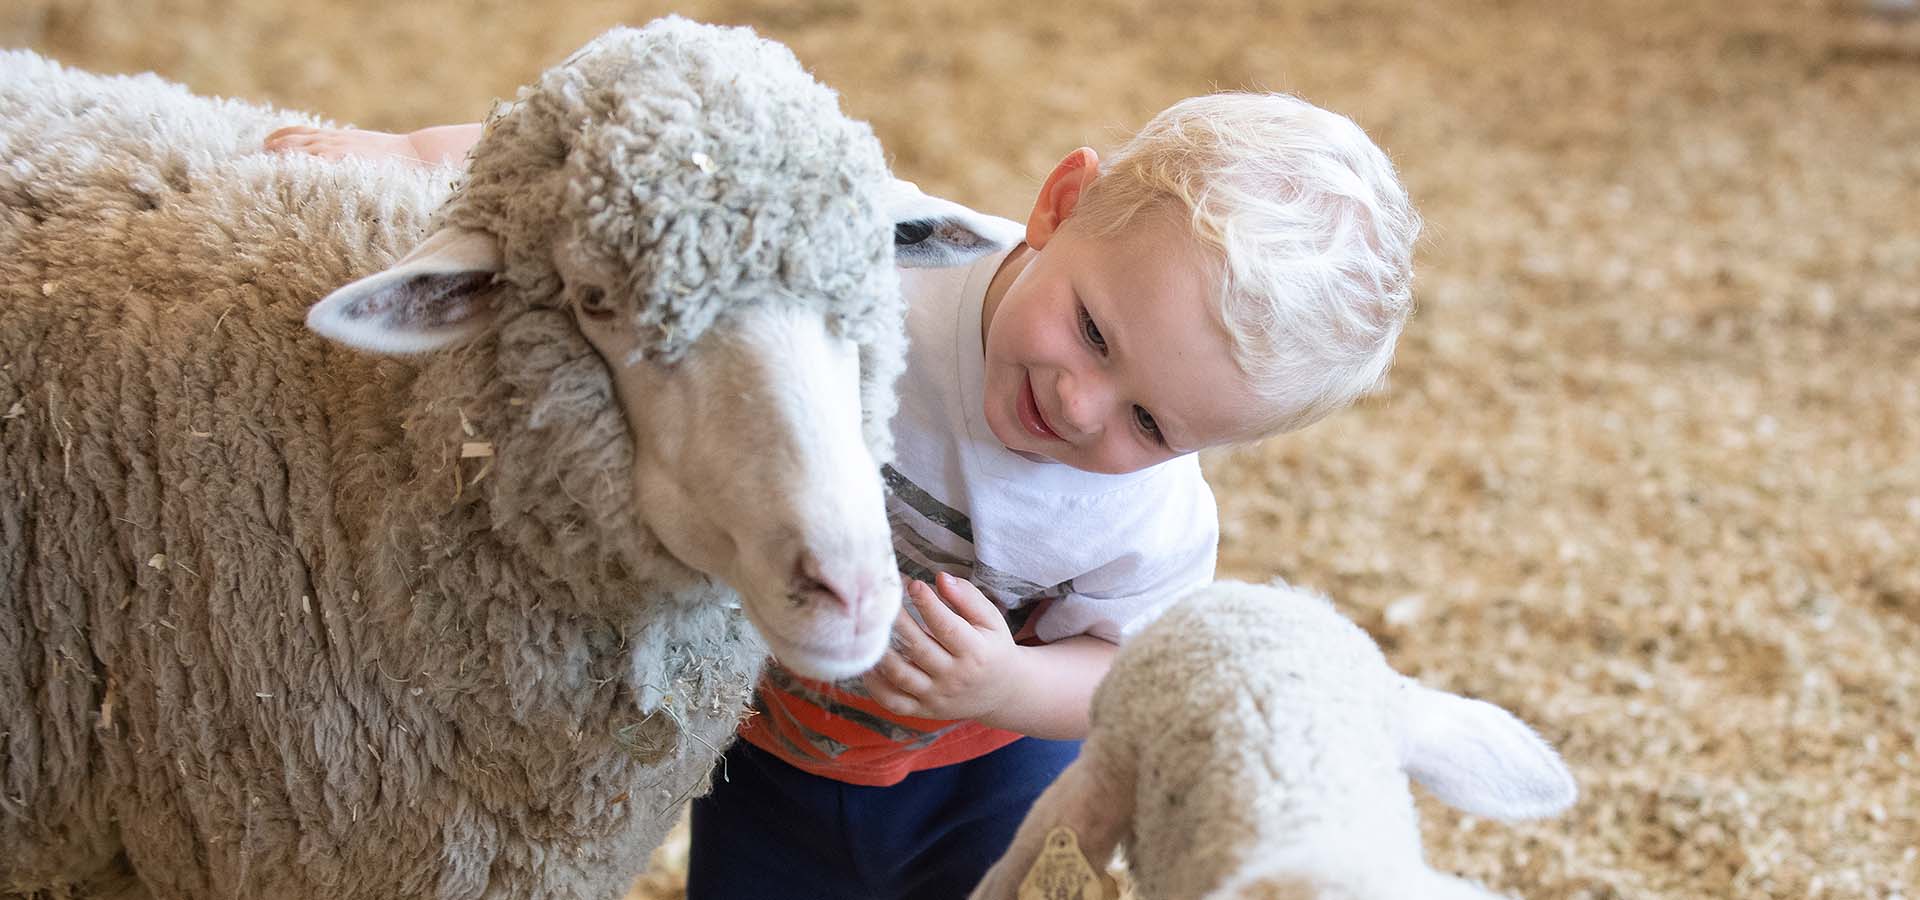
[1134,406,1163,443]
[1078,305,1107,354]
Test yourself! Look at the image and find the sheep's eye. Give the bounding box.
[577,286,615,320]
[894,220,935,246]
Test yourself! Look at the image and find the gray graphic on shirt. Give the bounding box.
[883,465,1072,604]
[882,464,972,543]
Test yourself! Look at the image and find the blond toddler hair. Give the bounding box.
[1075,92,1421,436]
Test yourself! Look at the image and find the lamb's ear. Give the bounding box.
[882,178,1025,269]
[307,227,504,354]
[1396,678,1578,820]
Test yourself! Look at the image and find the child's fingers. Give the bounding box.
[263,125,317,146]
[932,571,1008,631]
[264,133,338,159]
[262,127,410,162]
[872,648,933,696]
[861,669,922,717]
[890,601,947,670]
[908,577,977,654]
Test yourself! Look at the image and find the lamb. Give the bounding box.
[970,580,1579,900]
[0,17,1017,900]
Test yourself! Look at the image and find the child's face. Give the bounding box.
[980,150,1260,475]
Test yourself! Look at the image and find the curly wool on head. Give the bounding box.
[444,18,906,458]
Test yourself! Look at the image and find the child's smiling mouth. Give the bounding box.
[1018,372,1062,441]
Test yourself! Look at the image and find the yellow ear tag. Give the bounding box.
[1017,826,1111,900]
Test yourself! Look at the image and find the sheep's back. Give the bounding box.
[1,51,765,900]
[0,50,448,889]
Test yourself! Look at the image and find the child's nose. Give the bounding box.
[1057,371,1114,438]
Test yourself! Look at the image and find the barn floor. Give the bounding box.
[6,1,1917,897]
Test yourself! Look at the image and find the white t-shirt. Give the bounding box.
[886,241,1219,645]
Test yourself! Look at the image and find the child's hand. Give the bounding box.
[264,126,419,162]
[864,572,1021,722]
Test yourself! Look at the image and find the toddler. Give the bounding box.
[271,88,1419,899]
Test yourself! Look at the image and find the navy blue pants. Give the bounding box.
[686,737,1083,900]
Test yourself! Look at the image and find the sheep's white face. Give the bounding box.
[305,227,898,678]
[306,186,1021,681]
[570,290,901,680]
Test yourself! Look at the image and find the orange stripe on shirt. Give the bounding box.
[739,597,1063,787]
[740,672,1025,787]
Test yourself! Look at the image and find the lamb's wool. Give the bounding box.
[1092,583,1426,899]
[971,580,1574,900]
[0,19,897,899]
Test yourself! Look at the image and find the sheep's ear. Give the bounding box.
[1397,679,1578,820]
[883,178,1025,269]
[307,227,504,354]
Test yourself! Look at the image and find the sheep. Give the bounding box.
[0,17,1018,900]
[969,580,1579,900]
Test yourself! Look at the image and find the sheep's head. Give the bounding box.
[306,20,1020,680]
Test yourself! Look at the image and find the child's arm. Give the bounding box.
[264,122,485,166]
[864,573,1119,740]
[976,634,1117,738]
[402,124,486,164]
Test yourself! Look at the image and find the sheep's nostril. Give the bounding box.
[791,553,850,612]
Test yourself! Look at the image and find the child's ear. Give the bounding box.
[1025,147,1101,250]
